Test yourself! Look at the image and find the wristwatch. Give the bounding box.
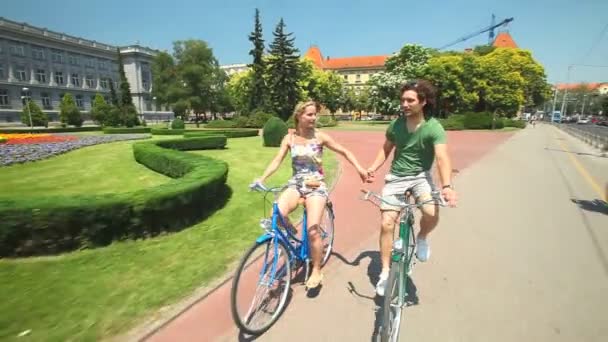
[442,184,453,190]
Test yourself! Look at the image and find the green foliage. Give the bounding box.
[0,137,229,257]
[316,115,338,128]
[171,117,185,129]
[122,104,140,127]
[59,93,83,127]
[299,59,344,113]
[102,127,151,134]
[262,116,288,147]
[151,128,185,135]
[205,120,238,128]
[267,18,301,121]
[246,111,274,128]
[151,51,176,111]
[463,112,493,129]
[247,8,268,112]
[183,129,258,138]
[117,48,134,108]
[90,94,110,125]
[21,100,48,127]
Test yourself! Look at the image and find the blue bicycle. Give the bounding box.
[230,182,335,335]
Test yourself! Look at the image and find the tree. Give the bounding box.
[169,39,222,126]
[108,77,120,107]
[21,100,48,127]
[247,8,268,112]
[90,93,110,125]
[299,59,343,114]
[473,45,496,56]
[368,71,409,115]
[267,18,301,121]
[385,43,432,78]
[227,71,253,114]
[116,48,134,108]
[151,51,176,111]
[59,93,83,127]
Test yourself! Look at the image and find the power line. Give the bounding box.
[579,23,608,63]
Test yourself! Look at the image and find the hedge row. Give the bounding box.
[151,128,185,135]
[438,113,526,130]
[0,126,102,134]
[0,136,229,257]
[183,129,258,138]
[103,127,152,134]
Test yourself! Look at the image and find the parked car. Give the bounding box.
[577,117,590,124]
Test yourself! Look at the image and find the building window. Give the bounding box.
[32,47,45,60]
[10,45,25,56]
[142,79,149,90]
[36,69,46,83]
[343,75,348,81]
[69,55,79,66]
[100,78,108,89]
[75,95,84,108]
[16,67,27,81]
[85,58,95,68]
[41,92,52,109]
[98,60,107,69]
[71,73,80,87]
[55,71,64,85]
[0,65,4,79]
[85,75,95,88]
[90,95,96,106]
[0,89,9,107]
[52,51,63,63]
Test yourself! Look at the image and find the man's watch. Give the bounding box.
[442,184,453,190]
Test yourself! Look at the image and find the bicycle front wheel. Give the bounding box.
[230,238,292,335]
[380,261,404,342]
[320,202,335,266]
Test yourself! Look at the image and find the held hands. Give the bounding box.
[356,167,376,183]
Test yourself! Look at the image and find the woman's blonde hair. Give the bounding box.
[292,100,320,133]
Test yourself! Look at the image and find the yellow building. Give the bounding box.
[304,46,387,92]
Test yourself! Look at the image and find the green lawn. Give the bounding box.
[0,136,338,342]
[0,138,170,196]
[329,121,391,131]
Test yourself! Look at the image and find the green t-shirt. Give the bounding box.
[386,116,447,177]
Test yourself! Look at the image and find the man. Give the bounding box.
[367,80,458,296]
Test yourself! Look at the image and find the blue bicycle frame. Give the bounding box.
[255,200,310,285]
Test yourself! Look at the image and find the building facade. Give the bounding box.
[0,17,172,123]
[219,63,249,76]
[304,46,387,93]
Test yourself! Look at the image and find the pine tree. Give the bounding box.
[108,77,120,107]
[116,48,134,108]
[59,93,83,127]
[267,18,300,121]
[247,8,267,113]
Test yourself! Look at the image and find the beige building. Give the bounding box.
[304,45,387,93]
[0,16,172,123]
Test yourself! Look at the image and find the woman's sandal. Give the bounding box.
[305,272,324,289]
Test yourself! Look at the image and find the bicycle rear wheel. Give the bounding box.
[380,261,403,342]
[320,202,335,266]
[230,238,292,335]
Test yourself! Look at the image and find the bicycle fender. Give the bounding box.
[255,233,273,244]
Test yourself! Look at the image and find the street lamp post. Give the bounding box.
[22,87,33,129]
[559,65,572,117]
[152,96,158,123]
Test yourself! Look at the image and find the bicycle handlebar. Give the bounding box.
[360,188,448,208]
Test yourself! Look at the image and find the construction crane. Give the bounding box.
[437,15,514,50]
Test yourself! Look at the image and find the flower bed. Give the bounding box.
[0,134,150,166]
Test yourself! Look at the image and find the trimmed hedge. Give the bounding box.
[183,129,258,138]
[263,117,288,147]
[0,126,102,134]
[0,137,6,144]
[205,120,237,128]
[0,136,229,257]
[103,127,151,134]
[151,128,185,135]
[438,113,524,130]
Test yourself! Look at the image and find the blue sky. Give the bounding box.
[4,0,607,84]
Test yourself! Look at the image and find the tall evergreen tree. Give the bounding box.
[108,77,120,107]
[267,18,300,121]
[247,8,267,113]
[116,48,134,108]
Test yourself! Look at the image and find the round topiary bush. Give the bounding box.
[171,118,185,129]
[263,117,288,147]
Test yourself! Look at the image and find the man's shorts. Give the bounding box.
[380,171,436,211]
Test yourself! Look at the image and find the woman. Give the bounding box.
[256,100,368,289]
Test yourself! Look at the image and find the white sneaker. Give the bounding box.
[376,273,389,296]
[416,238,431,262]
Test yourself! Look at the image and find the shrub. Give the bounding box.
[246,111,274,128]
[503,118,526,129]
[263,117,288,147]
[171,117,185,129]
[59,93,83,127]
[0,136,229,257]
[151,128,185,135]
[438,115,465,130]
[21,101,48,127]
[103,127,151,134]
[183,129,258,138]
[234,115,249,128]
[205,120,237,128]
[317,115,338,128]
[463,112,492,129]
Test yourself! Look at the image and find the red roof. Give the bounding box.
[493,32,518,48]
[304,46,387,70]
[554,83,603,90]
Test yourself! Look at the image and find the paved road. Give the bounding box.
[139,124,608,342]
[216,124,608,341]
